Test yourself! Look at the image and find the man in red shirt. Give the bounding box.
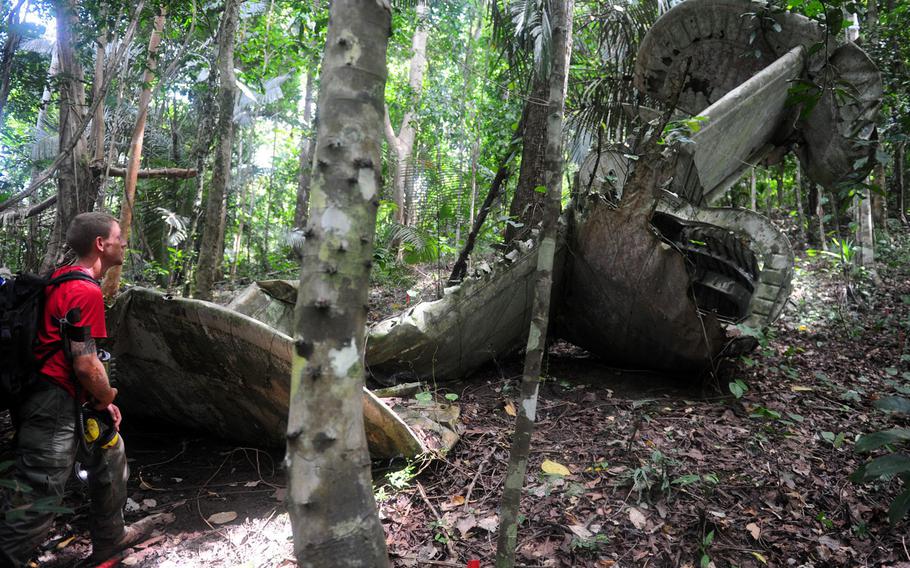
[0,212,163,566]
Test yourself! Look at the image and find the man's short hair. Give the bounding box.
[66,212,118,257]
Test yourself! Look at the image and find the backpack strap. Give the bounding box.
[33,270,101,379]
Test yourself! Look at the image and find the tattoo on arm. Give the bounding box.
[70,336,97,358]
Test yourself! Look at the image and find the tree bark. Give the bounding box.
[41,0,95,272]
[871,161,886,230]
[102,9,166,299]
[286,0,391,566]
[504,75,550,245]
[495,1,573,565]
[795,161,806,242]
[749,167,757,211]
[194,0,240,301]
[383,0,429,226]
[0,0,26,130]
[897,142,907,226]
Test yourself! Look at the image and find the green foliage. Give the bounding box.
[729,379,749,399]
[852,396,910,524]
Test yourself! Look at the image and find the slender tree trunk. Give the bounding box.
[286,1,391,566]
[855,189,874,266]
[871,161,886,231]
[41,0,95,272]
[795,162,806,242]
[90,31,107,162]
[750,167,757,211]
[195,0,240,300]
[504,76,549,244]
[449,119,524,286]
[294,68,316,229]
[0,0,26,129]
[383,0,429,226]
[102,9,166,298]
[495,1,573,565]
[896,142,906,225]
[817,186,828,250]
[230,130,247,282]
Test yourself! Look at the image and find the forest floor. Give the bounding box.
[3,227,910,567]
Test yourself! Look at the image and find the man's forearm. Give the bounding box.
[71,337,118,406]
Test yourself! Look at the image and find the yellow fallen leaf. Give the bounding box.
[541,459,570,476]
[55,536,75,550]
[798,325,808,332]
[451,495,465,506]
[207,511,238,525]
[504,402,517,417]
[751,552,768,565]
[790,386,813,392]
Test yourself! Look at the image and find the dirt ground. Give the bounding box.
[3,231,910,567]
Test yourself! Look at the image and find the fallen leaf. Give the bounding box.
[746,522,760,540]
[477,515,498,532]
[244,481,260,487]
[568,524,593,539]
[125,497,141,512]
[451,495,465,506]
[541,459,570,476]
[455,514,477,538]
[207,511,238,525]
[751,552,768,564]
[628,507,647,530]
[504,402,517,416]
[791,386,813,392]
[55,536,75,550]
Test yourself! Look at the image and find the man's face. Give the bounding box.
[101,222,126,267]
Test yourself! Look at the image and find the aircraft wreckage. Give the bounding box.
[106,0,881,454]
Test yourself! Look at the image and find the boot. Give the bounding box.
[88,512,175,563]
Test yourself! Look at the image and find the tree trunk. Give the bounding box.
[504,75,550,245]
[294,68,316,229]
[495,0,573,565]
[195,0,240,301]
[449,118,524,286]
[383,0,429,226]
[41,0,95,272]
[285,1,391,566]
[102,9,166,299]
[90,33,107,161]
[871,161,886,230]
[749,167,757,212]
[795,161,806,242]
[817,186,828,250]
[854,189,874,266]
[896,142,906,225]
[0,0,26,130]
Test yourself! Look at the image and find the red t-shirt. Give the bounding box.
[33,266,106,398]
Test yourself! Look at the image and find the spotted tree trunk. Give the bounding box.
[285,1,392,566]
[495,0,573,565]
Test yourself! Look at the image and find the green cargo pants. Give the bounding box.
[0,385,128,567]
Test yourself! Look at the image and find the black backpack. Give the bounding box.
[0,270,98,411]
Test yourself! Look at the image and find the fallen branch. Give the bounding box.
[101,165,198,179]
